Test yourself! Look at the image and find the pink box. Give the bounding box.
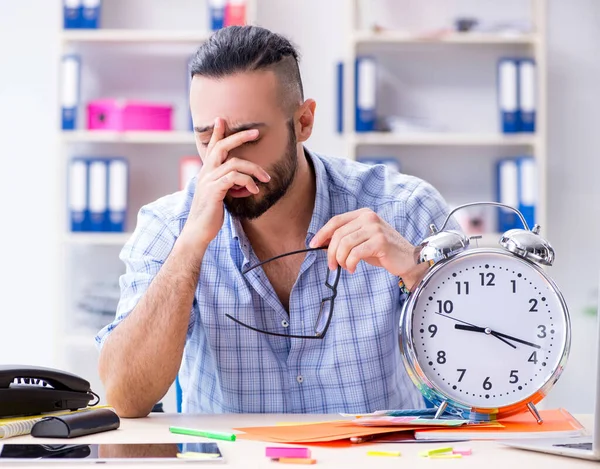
[87,99,173,131]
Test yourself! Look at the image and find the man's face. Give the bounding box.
[190,71,298,220]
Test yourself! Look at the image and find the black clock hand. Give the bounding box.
[453,324,541,349]
[453,324,517,349]
[491,331,542,350]
[435,313,517,348]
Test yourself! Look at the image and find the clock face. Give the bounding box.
[408,250,569,409]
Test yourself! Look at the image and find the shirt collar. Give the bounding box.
[227,147,331,249]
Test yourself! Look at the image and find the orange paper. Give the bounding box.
[235,421,430,443]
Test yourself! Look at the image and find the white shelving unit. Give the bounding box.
[61,29,211,44]
[344,0,548,234]
[61,130,195,144]
[351,31,540,46]
[350,132,538,148]
[57,0,258,411]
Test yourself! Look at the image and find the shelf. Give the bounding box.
[61,29,211,44]
[350,132,537,147]
[64,232,132,246]
[62,131,196,144]
[353,31,539,45]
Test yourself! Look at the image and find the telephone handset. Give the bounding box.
[0,365,99,418]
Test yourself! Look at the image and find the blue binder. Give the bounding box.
[517,156,536,229]
[355,56,376,132]
[208,0,226,30]
[496,158,520,232]
[88,159,108,232]
[497,58,520,133]
[336,61,343,133]
[81,0,102,29]
[68,158,89,232]
[61,55,80,131]
[518,59,536,133]
[63,0,82,29]
[187,56,194,131]
[107,158,129,232]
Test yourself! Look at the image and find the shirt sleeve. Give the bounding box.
[95,204,180,350]
[401,179,462,247]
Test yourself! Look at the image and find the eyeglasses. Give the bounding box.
[225,247,341,339]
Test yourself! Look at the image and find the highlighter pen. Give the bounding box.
[169,426,236,441]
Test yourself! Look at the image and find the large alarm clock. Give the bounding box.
[400,202,571,422]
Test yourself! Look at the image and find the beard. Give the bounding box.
[224,120,298,221]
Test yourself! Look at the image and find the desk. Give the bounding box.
[6,414,597,468]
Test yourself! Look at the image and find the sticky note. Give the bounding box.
[367,450,401,457]
[430,454,463,459]
[453,447,472,456]
[419,446,453,457]
[266,447,311,459]
[279,458,317,464]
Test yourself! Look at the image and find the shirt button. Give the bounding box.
[281,320,289,328]
[297,375,304,384]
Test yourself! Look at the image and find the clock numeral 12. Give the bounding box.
[511,280,517,293]
[480,272,495,286]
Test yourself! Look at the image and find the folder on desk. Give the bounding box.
[68,158,89,232]
[496,158,520,232]
[107,158,128,232]
[63,0,82,29]
[355,56,377,132]
[61,55,80,131]
[180,157,202,191]
[414,409,584,440]
[81,0,101,29]
[498,58,519,133]
[518,59,536,133]
[88,159,108,232]
[517,156,536,229]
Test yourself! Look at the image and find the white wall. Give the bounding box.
[0,0,60,367]
[0,0,598,413]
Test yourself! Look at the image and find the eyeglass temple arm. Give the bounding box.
[242,246,328,274]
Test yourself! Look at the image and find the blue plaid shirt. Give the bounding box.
[96,150,456,414]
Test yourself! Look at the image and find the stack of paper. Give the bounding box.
[234,409,584,444]
[414,409,585,440]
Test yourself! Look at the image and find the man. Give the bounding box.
[97,25,457,417]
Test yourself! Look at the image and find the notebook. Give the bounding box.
[414,408,585,440]
[0,406,111,439]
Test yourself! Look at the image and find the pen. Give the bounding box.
[169,426,237,441]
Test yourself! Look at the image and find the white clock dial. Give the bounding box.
[410,250,568,409]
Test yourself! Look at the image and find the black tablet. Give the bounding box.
[0,442,224,464]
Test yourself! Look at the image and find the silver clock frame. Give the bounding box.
[400,247,571,422]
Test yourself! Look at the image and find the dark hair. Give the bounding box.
[190,25,304,111]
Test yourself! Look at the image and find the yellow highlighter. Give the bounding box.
[367,450,401,457]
